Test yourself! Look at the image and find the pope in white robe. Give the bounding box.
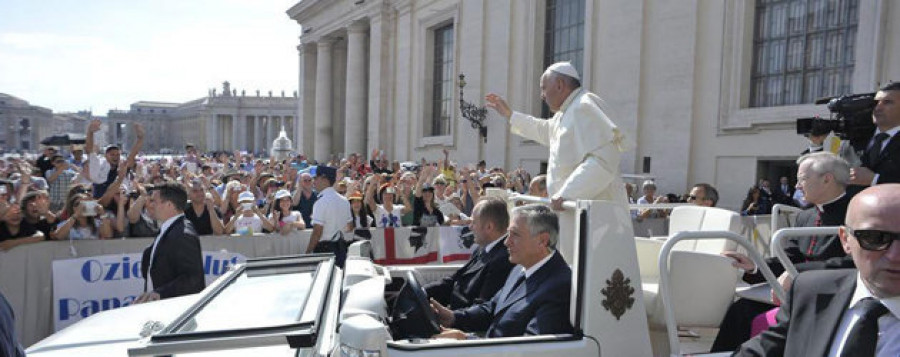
[486,62,630,209]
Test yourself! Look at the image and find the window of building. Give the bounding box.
[428,23,454,137]
[542,0,585,117]
[750,0,858,107]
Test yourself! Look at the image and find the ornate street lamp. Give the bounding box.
[458,74,488,143]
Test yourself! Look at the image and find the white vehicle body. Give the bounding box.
[27,199,775,357]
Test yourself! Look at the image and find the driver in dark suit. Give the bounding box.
[430,204,573,339]
[135,182,205,303]
[425,197,515,309]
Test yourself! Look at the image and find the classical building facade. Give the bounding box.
[0,93,58,153]
[287,0,899,209]
[105,82,298,154]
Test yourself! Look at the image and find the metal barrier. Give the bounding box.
[770,204,802,233]
[769,226,841,278]
[657,231,785,356]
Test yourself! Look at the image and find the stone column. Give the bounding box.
[314,39,334,161]
[266,116,277,150]
[295,44,306,153]
[205,115,217,151]
[253,116,263,154]
[345,22,368,156]
[297,43,316,155]
[231,114,244,151]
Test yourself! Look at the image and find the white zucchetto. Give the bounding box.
[546,61,581,81]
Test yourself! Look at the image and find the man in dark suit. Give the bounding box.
[851,82,900,186]
[135,183,205,303]
[773,176,795,206]
[431,204,573,339]
[735,184,900,356]
[713,152,855,351]
[425,197,515,309]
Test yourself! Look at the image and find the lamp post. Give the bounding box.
[458,74,488,143]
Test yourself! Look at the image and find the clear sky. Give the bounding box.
[0,0,300,114]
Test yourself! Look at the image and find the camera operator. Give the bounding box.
[850,82,900,185]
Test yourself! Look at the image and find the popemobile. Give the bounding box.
[24,194,786,357]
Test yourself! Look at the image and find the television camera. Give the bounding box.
[796,92,877,152]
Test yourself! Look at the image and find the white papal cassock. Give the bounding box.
[509,88,629,205]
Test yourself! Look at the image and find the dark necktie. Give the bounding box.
[840,298,889,357]
[868,132,890,166]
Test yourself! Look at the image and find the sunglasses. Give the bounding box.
[846,226,900,251]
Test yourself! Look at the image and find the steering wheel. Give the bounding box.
[390,270,442,339]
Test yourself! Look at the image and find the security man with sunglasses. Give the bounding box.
[735,184,900,356]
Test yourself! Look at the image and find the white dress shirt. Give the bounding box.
[482,236,503,254]
[522,250,556,279]
[86,153,113,184]
[828,274,900,357]
[310,187,351,242]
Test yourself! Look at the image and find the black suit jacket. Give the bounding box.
[744,193,853,284]
[861,132,900,184]
[772,185,795,205]
[141,216,205,299]
[734,269,857,356]
[452,251,573,337]
[425,236,514,309]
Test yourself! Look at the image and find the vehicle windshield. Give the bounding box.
[174,265,315,333]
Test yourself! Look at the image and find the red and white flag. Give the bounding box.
[367,227,439,265]
[439,226,477,263]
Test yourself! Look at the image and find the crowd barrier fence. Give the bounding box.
[1,214,774,347]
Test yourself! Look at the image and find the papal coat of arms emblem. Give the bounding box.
[600,269,635,321]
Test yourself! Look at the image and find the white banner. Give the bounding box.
[52,250,246,331]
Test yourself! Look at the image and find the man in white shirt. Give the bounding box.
[735,184,900,356]
[84,119,144,198]
[306,166,353,267]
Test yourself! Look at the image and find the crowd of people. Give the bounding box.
[2,62,897,355]
[0,120,553,251]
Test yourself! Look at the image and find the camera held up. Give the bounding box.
[796,92,877,152]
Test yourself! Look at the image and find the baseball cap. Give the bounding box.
[274,189,291,201]
[238,191,255,203]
